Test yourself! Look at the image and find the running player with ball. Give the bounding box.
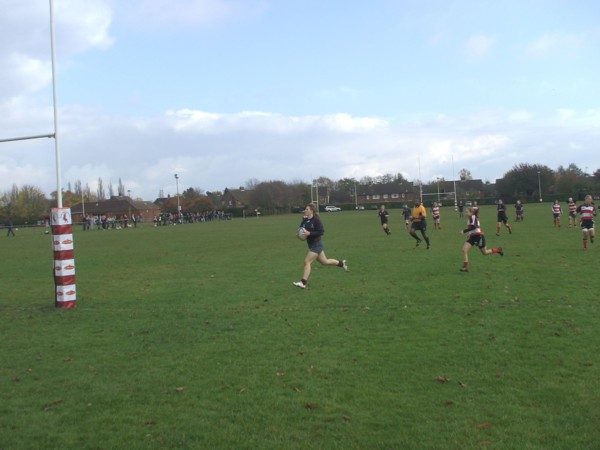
[293,203,347,289]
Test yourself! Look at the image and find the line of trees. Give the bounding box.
[2,163,599,225]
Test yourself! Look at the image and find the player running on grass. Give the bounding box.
[293,203,347,289]
[459,207,503,272]
[496,199,513,236]
[552,200,562,227]
[576,195,596,249]
[431,202,441,229]
[378,204,391,236]
[409,200,430,249]
[567,197,577,228]
[402,204,411,229]
[515,200,524,222]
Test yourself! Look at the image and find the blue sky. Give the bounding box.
[1,0,599,200]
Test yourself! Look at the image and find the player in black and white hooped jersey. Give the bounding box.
[567,197,577,228]
[431,202,441,230]
[551,200,563,227]
[576,195,596,249]
[459,207,504,272]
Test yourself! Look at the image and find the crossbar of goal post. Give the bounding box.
[0,134,55,143]
[420,191,456,205]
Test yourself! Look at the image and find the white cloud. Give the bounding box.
[0,0,113,104]
[557,108,575,121]
[464,34,495,59]
[1,104,598,199]
[508,110,533,122]
[123,0,265,29]
[526,33,583,58]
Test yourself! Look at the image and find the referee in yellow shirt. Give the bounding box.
[409,200,430,249]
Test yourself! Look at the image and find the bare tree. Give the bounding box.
[97,177,105,200]
[118,178,125,196]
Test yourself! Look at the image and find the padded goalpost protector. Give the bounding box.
[51,208,77,308]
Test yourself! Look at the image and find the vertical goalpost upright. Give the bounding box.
[0,0,76,308]
[416,155,459,210]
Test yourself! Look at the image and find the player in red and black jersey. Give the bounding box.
[431,202,441,229]
[567,197,577,228]
[459,207,503,272]
[496,199,513,236]
[551,200,562,227]
[576,195,596,249]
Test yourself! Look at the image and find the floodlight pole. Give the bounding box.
[174,174,180,222]
[537,171,542,202]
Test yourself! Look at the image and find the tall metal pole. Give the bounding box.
[452,155,457,210]
[537,171,542,202]
[49,0,62,208]
[418,157,423,203]
[174,174,180,222]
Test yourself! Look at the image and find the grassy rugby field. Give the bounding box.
[1,202,599,449]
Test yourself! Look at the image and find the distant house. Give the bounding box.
[455,179,488,199]
[220,187,253,209]
[356,182,417,205]
[71,196,161,223]
[352,179,491,207]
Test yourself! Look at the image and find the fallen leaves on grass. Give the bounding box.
[42,399,63,411]
[304,403,317,410]
[276,372,285,377]
[10,376,21,382]
[476,422,492,429]
[436,376,450,383]
[175,387,185,393]
[342,415,351,421]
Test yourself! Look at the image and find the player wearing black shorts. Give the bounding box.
[515,200,524,221]
[409,201,430,249]
[551,200,562,227]
[378,205,391,235]
[496,199,512,236]
[576,195,596,249]
[460,207,503,272]
[293,203,347,289]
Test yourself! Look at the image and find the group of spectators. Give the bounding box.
[153,210,231,226]
[82,214,139,230]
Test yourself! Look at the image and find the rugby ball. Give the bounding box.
[297,227,307,240]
